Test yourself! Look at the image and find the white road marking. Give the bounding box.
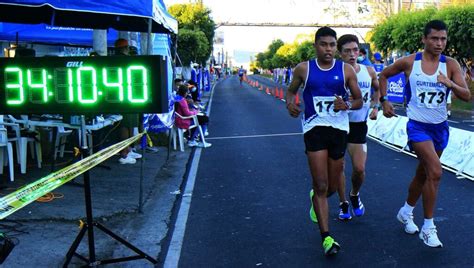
[206,132,302,140]
[164,82,219,268]
[163,148,202,268]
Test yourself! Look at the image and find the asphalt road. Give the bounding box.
[168,75,474,267]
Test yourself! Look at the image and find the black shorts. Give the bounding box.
[304,126,347,160]
[347,121,368,144]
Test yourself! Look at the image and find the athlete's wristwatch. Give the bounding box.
[345,101,352,110]
[379,95,388,103]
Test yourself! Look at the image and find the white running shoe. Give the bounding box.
[118,155,136,164]
[419,226,443,248]
[397,208,419,234]
[188,140,198,147]
[197,141,212,148]
[146,146,159,153]
[128,151,142,159]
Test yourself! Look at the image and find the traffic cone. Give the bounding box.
[280,88,284,100]
[275,87,280,98]
[256,81,259,87]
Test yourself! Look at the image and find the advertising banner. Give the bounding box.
[387,72,405,104]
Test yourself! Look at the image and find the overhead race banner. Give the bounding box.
[0,133,144,220]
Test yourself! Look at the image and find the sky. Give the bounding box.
[164,0,374,66]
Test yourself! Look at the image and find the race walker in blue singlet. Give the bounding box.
[285,27,363,257]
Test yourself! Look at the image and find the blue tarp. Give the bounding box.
[0,23,118,46]
[0,0,177,34]
[144,33,175,133]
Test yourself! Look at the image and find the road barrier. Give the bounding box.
[367,111,474,181]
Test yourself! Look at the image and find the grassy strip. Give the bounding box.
[452,81,474,113]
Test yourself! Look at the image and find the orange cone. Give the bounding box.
[256,81,259,87]
[275,88,280,98]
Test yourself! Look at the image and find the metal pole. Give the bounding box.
[81,115,96,263]
[147,18,153,55]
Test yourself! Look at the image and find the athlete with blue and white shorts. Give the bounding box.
[286,27,363,256]
[336,34,380,221]
[379,20,471,248]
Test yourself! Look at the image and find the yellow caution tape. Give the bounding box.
[0,133,144,220]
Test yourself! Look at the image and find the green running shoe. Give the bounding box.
[322,236,341,256]
[309,189,318,223]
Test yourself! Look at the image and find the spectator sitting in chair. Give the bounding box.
[175,85,211,148]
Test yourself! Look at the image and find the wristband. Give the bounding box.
[379,95,388,103]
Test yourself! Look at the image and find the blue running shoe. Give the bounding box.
[338,201,352,221]
[309,189,318,223]
[350,194,365,217]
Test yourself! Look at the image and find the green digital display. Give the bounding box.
[0,55,169,114]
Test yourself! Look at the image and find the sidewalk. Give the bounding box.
[0,83,215,267]
[0,86,215,266]
[0,146,192,267]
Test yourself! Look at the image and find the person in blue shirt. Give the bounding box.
[379,20,471,248]
[373,52,385,75]
[238,66,245,85]
[357,48,373,67]
[285,26,363,256]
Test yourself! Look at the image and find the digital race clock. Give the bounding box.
[0,55,169,114]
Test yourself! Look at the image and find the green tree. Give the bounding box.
[168,3,215,65]
[272,43,297,68]
[391,8,436,53]
[294,40,315,63]
[255,39,284,70]
[434,5,474,60]
[371,5,474,62]
[176,29,210,66]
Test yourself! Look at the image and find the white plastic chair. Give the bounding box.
[54,126,73,159]
[0,115,22,167]
[5,115,42,174]
[0,127,14,182]
[171,112,206,152]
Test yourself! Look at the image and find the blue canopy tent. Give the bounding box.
[0,0,178,132]
[0,0,177,34]
[0,23,119,46]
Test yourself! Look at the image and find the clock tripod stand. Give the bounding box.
[63,115,156,267]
